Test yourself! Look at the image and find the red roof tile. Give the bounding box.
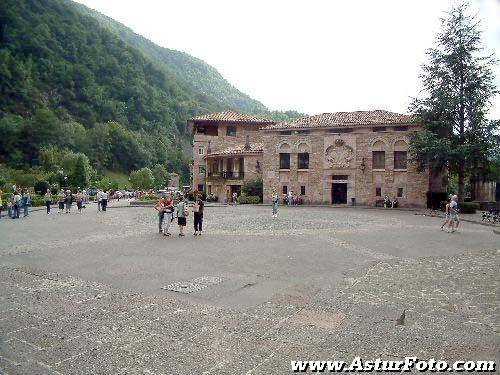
[205,143,263,157]
[261,110,416,130]
[190,111,274,124]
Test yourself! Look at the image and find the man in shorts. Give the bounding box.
[447,195,459,233]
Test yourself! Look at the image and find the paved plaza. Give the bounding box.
[0,204,499,374]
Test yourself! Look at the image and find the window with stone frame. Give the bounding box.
[300,185,306,195]
[226,126,236,136]
[375,187,382,197]
[197,184,204,192]
[397,187,404,197]
[198,165,206,174]
[297,153,309,169]
[394,151,407,169]
[279,153,291,169]
[282,185,288,194]
[372,151,385,169]
[198,146,205,155]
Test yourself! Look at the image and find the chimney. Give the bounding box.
[244,135,251,151]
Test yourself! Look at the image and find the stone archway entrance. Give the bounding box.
[332,183,347,204]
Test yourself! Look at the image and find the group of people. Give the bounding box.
[440,194,460,233]
[95,190,110,211]
[154,194,204,237]
[0,189,31,219]
[45,189,86,214]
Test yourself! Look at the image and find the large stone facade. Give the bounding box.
[188,112,274,199]
[190,110,437,208]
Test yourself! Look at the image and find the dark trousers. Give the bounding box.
[13,204,20,218]
[158,212,164,232]
[46,201,51,214]
[101,199,107,211]
[194,213,203,232]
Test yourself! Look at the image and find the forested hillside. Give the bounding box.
[0,0,303,185]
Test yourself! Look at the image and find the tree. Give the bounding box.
[71,154,91,188]
[129,167,154,189]
[151,164,168,189]
[409,3,498,201]
[242,179,263,200]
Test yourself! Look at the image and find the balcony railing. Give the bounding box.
[207,171,244,180]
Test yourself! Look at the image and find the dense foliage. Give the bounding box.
[0,0,304,188]
[242,179,263,201]
[409,4,499,201]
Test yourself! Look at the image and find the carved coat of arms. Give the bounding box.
[325,139,354,168]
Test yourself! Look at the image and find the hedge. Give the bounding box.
[238,195,261,204]
[440,200,479,214]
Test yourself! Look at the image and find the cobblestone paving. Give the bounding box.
[0,205,498,374]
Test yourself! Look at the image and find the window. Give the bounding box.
[394,151,407,169]
[297,130,310,135]
[300,186,306,195]
[280,131,292,135]
[197,184,204,192]
[198,165,205,174]
[226,126,236,136]
[279,153,291,169]
[198,147,205,155]
[282,185,288,194]
[376,187,382,197]
[372,127,387,132]
[397,188,404,198]
[372,151,385,169]
[394,126,408,131]
[298,153,309,169]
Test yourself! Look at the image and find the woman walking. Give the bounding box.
[65,190,73,214]
[193,193,204,236]
[44,189,52,214]
[271,190,279,218]
[176,196,188,237]
[162,195,174,236]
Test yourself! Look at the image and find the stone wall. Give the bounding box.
[262,128,429,207]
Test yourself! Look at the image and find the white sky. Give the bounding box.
[74,0,500,118]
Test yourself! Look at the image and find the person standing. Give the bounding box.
[0,191,3,219]
[44,189,52,214]
[101,191,108,211]
[76,190,84,213]
[22,190,31,217]
[7,195,14,218]
[162,195,174,236]
[154,197,166,234]
[58,189,65,214]
[447,195,459,233]
[193,193,204,236]
[440,194,452,231]
[232,191,238,207]
[13,191,21,219]
[176,196,188,236]
[65,190,73,214]
[271,190,279,218]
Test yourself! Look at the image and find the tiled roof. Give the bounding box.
[190,111,274,124]
[261,110,415,130]
[205,143,263,157]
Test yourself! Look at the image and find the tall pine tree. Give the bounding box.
[409,3,498,201]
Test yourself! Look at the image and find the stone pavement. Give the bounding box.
[0,205,498,374]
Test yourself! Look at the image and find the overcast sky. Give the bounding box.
[74,0,500,118]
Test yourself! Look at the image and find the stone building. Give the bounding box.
[187,111,274,198]
[189,110,444,208]
[260,110,437,207]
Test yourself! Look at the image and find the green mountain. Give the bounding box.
[71,1,268,115]
[0,0,303,184]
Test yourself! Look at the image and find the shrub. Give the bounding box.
[139,194,158,201]
[459,202,479,214]
[34,180,50,194]
[30,194,45,207]
[239,195,261,204]
[242,179,263,201]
